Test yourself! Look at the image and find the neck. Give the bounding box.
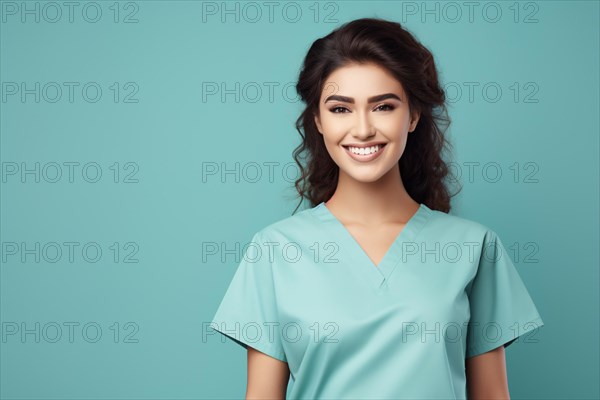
[325,165,418,224]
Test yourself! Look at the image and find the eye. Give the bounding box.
[375,103,395,111]
[329,106,349,113]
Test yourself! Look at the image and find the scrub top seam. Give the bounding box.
[381,204,433,284]
[309,202,432,289]
[256,230,290,363]
[309,203,386,288]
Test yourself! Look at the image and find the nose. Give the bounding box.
[351,110,376,139]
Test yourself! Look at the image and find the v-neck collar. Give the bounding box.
[311,201,432,289]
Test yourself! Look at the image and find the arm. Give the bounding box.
[246,347,290,400]
[465,345,510,400]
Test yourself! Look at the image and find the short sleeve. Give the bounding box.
[210,231,287,363]
[465,229,544,359]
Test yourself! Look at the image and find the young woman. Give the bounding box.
[211,17,544,399]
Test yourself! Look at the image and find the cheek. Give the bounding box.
[321,118,338,134]
[392,136,409,159]
[325,139,345,162]
[383,116,409,132]
[321,122,346,143]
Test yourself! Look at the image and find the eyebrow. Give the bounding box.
[323,93,402,104]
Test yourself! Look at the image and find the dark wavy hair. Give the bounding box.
[291,17,461,214]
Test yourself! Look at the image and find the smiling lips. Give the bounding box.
[342,143,387,162]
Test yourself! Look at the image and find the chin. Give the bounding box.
[344,170,387,183]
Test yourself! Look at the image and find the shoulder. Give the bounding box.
[253,206,318,243]
[423,206,497,242]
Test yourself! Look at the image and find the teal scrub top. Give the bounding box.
[210,202,544,399]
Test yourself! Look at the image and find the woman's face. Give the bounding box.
[314,62,419,183]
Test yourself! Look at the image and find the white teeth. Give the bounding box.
[348,145,381,155]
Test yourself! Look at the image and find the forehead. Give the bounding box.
[321,62,406,100]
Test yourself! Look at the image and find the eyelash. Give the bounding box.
[328,103,395,113]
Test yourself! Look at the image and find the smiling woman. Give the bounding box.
[210,17,545,400]
[314,63,419,185]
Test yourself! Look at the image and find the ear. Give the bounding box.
[409,110,421,133]
[314,112,323,134]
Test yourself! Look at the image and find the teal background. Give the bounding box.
[1,1,598,399]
